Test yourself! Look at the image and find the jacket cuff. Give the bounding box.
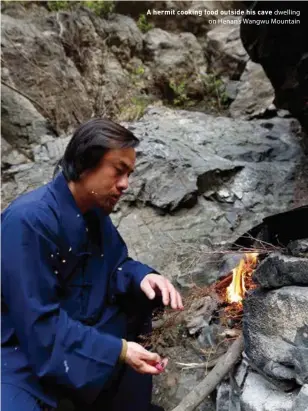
[119,339,128,362]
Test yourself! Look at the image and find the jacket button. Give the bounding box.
[110,295,116,304]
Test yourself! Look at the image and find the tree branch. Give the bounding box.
[171,334,244,411]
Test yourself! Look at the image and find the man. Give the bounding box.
[1,118,184,411]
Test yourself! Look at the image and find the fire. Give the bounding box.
[226,253,259,304]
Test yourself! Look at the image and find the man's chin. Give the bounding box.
[99,202,116,215]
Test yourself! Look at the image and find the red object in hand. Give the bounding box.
[155,362,165,372]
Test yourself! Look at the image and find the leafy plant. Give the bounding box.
[202,73,228,111]
[83,1,114,16]
[47,1,115,16]
[137,14,154,33]
[169,78,190,106]
[47,1,71,11]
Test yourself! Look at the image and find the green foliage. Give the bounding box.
[201,73,228,110]
[47,1,71,11]
[169,78,190,107]
[47,1,114,16]
[119,95,151,121]
[83,1,115,16]
[137,14,153,33]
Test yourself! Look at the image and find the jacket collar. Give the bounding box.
[49,172,90,254]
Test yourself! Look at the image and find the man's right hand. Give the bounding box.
[124,342,167,375]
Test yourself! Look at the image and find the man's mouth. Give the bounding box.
[110,195,121,204]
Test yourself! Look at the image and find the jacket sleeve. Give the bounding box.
[108,220,159,297]
[1,206,122,401]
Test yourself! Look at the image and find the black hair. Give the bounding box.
[54,118,139,181]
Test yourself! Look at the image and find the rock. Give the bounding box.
[288,239,308,258]
[206,18,249,78]
[240,1,308,136]
[289,324,308,385]
[216,383,231,411]
[229,61,275,120]
[1,13,91,132]
[115,107,302,271]
[1,84,56,149]
[224,80,240,101]
[243,286,308,384]
[237,369,299,411]
[114,1,232,36]
[143,28,207,99]
[293,385,308,411]
[105,14,143,63]
[253,253,308,289]
[1,138,30,170]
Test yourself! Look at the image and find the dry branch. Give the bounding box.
[171,334,244,411]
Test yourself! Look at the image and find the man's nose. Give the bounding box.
[117,175,129,191]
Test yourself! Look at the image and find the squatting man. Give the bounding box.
[1,118,184,411]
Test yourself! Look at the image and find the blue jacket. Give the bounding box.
[1,172,156,407]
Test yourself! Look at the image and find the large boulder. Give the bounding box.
[206,18,248,79]
[1,13,91,131]
[253,253,308,289]
[229,60,275,119]
[143,28,207,99]
[243,286,308,384]
[1,84,56,149]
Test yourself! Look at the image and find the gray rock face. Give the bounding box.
[206,19,248,78]
[243,286,308,384]
[115,107,303,272]
[288,239,308,258]
[1,84,56,148]
[230,61,275,120]
[253,253,308,289]
[143,28,207,98]
[293,385,308,411]
[236,370,299,411]
[1,13,91,131]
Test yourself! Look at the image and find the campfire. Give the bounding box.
[212,252,260,327]
[226,252,258,304]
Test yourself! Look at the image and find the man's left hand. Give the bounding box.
[140,274,184,310]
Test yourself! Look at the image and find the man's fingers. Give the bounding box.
[139,362,161,375]
[167,282,178,309]
[141,281,156,300]
[176,291,184,310]
[161,283,169,306]
[140,350,161,364]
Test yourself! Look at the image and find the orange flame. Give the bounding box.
[226,253,258,304]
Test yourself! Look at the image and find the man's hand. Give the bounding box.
[140,273,184,310]
[125,342,168,374]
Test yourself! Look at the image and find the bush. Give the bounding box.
[47,1,114,16]
[137,14,153,33]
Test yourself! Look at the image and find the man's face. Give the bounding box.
[81,147,136,214]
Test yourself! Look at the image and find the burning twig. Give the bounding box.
[171,334,244,411]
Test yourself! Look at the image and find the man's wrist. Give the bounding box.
[119,339,128,362]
